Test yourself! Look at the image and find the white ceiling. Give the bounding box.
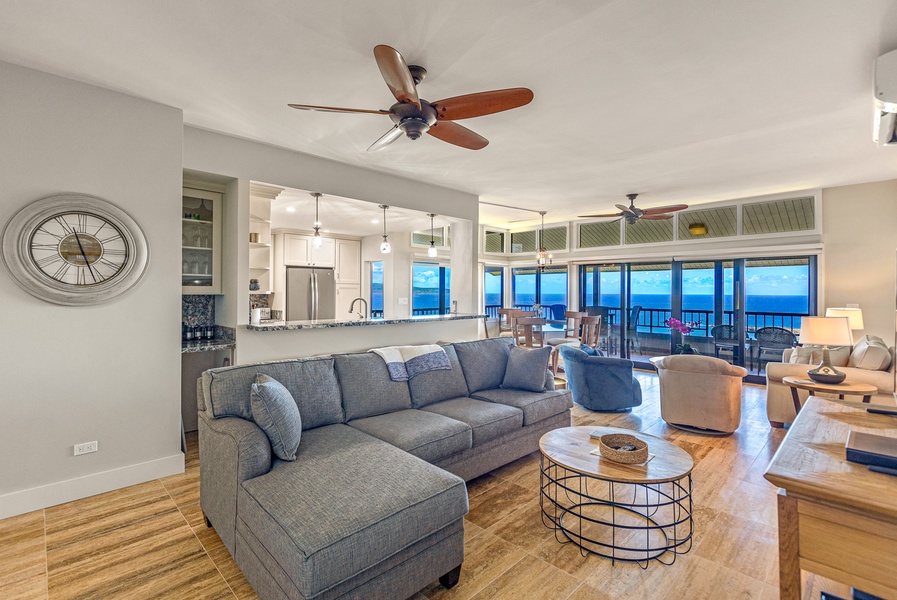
[3,0,897,228]
[271,186,457,237]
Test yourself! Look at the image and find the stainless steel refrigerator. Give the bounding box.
[286,267,336,321]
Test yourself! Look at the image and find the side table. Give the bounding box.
[781,376,877,416]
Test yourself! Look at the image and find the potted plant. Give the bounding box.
[665,317,700,354]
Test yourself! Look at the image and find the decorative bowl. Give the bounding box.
[598,433,649,464]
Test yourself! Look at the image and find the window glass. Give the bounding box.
[370,261,383,317]
[511,267,536,308]
[677,206,737,239]
[540,226,567,252]
[510,230,536,253]
[484,230,505,253]
[625,219,674,245]
[412,262,451,315]
[579,221,621,248]
[484,267,504,314]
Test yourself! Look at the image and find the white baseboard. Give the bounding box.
[0,453,185,520]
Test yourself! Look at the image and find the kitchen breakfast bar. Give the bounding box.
[236,313,486,363]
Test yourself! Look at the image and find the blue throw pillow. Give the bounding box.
[501,346,553,392]
[580,344,599,356]
[251,374,302,461]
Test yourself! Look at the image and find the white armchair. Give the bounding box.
[650,355,748,434]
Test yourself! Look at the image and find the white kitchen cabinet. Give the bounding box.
[284,234,334,267]
[336,283,362,319]
[335,239,361,284]
[182,187,222,294]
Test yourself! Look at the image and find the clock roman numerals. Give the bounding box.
[29,211,128,286]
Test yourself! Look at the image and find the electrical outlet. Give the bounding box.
[74,441,98,456]
[398,297,408,305]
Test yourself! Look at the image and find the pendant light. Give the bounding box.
[427,213,438,257]
[536,211,552,272]
[310,192,323,248]
[379,205,391,254]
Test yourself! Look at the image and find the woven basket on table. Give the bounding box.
[597,433,648,464]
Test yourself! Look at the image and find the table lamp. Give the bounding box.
[824,307,864,332]
[798,316,853,384]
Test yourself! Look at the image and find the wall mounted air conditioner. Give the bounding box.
[874,49,897,146]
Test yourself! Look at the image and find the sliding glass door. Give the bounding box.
[581,255,816,378]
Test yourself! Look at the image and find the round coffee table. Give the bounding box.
[539,426,694,566]
[781,376,877,416]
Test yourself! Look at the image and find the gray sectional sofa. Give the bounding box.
[197,337,573,600]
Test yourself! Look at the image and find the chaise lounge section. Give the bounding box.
[197,337,572,600]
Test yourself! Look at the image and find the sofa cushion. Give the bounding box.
[237,424,467,599]
[409,345,470,408]
[250,375,302,461]
[502,346,552,392]
[453,337,515,393]
[421,397,524,445]
[202,357,343,429]
[349,409,472,463]
[849,335,892,371]
[471,388,572,426]
[334,352,413,420]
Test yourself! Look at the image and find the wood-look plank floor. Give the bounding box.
[0,372,852,600]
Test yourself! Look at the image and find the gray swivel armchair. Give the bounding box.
[558,344,642,412]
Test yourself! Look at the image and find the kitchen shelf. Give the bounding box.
[183,246,212,251]
[249,242,272,248]
[183,218,213,224]
[183,272,213,277]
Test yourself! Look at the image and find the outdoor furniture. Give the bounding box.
[754,326,798,372]
[558,344,642,411]
[650,354,748,434]
[711,324,743,363]
[627,305,642,354]
[548,304,567,322]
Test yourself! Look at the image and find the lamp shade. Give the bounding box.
[825,307,864,330]
[798,316,854,346]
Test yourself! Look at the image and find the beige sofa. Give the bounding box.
[766,341,896,427]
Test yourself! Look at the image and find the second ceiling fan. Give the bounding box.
[579,194,689,224]
[289,45,534,151]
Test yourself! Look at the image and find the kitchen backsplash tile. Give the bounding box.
[183,295,215,327]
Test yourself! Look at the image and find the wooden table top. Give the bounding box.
[781,376,877,395]
[539,426,694,484]
[764,396,897,520]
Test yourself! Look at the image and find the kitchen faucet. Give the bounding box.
[349,297,368,320]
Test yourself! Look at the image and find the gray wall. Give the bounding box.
[0,61,184,518]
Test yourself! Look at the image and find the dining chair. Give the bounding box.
[551,315,602,375]
[512,316,546,348]
[545,311,588,348]
[497,308,523,338]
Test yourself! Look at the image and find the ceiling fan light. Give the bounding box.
[400,118,430,140]
[688,223,707,235]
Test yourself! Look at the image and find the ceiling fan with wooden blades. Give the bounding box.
[579,194,689,224]
[289,44,534,151]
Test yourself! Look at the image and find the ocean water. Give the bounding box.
[485,293,809,314]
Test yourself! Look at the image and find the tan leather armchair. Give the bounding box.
[650,355,748,434]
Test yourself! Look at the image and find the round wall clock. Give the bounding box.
[1,194,149,305]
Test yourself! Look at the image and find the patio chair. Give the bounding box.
[548,304,567,322]
[627,305,642,354]
[711,324,742,363]
[754,326,798,372]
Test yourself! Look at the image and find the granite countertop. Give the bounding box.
[245,313,487,332]
[181,338,237,354]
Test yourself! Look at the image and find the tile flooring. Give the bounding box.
[0,372,851,599]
